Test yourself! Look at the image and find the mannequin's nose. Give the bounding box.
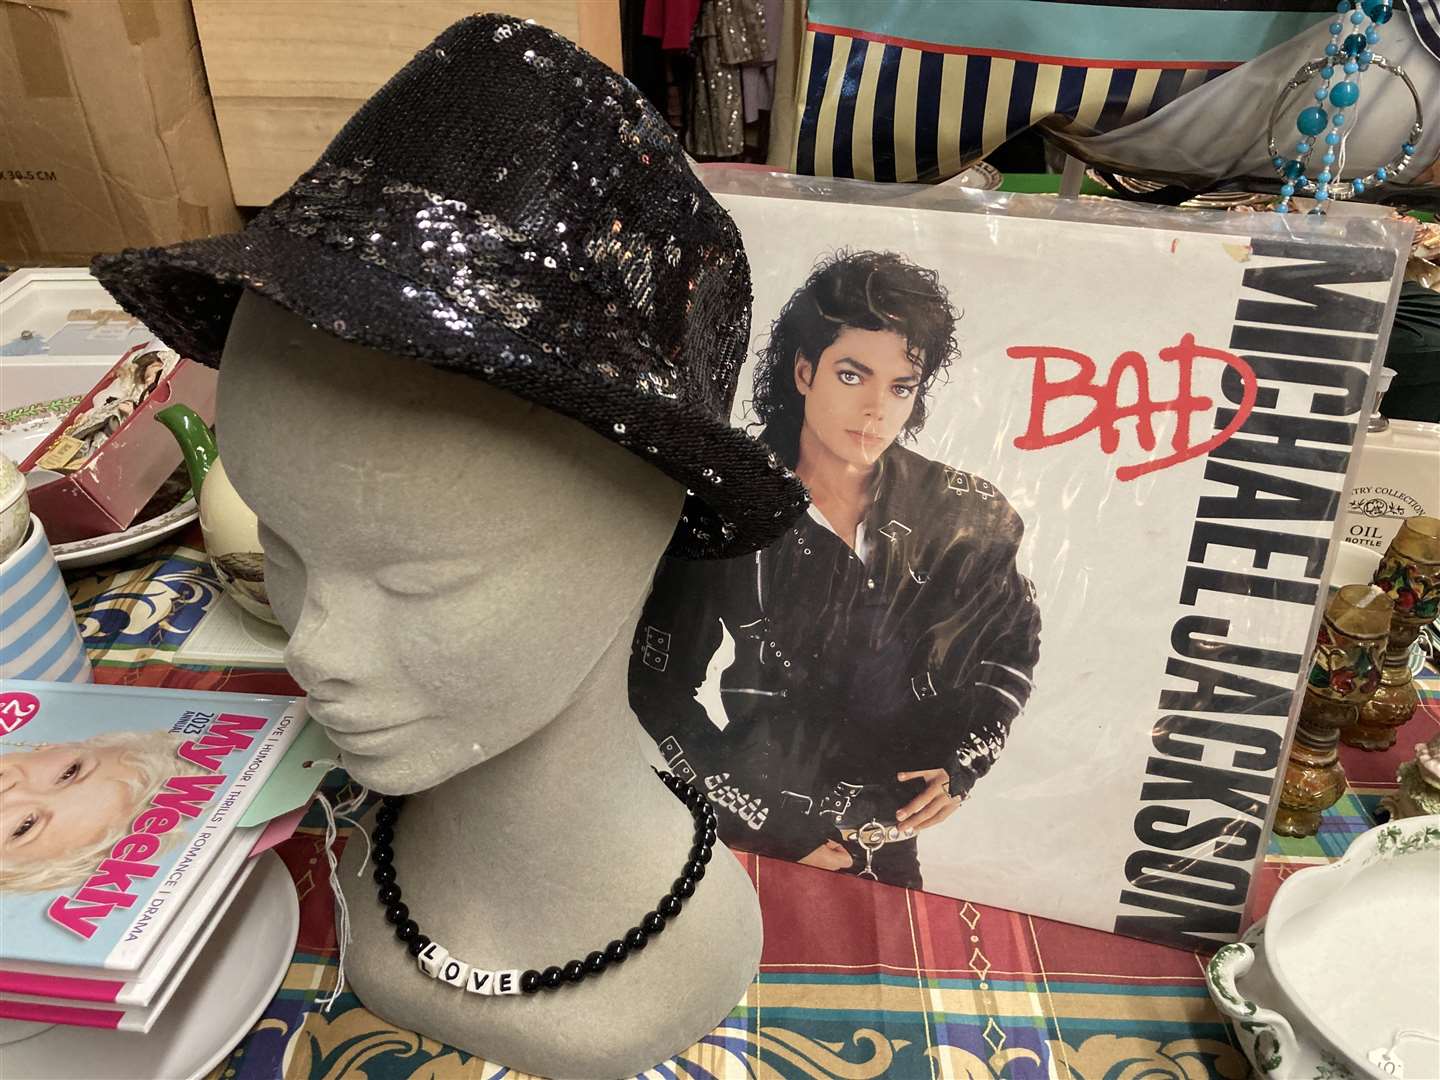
[284,590,354,692]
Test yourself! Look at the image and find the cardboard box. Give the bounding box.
[0,0,243,266]
[192,1,622,205]
[20,342,217,543]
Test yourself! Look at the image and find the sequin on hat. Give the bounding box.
[91,15,807,558]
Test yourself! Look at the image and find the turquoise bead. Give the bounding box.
[1273,155,1286,168]
[1329,20,1343,33]
[1284,159,1304,179]
[1366,26,1380,43]
[1330,81,1359,107]
[1315,189,1330,201]
[1363,0,1392,23]
[1275,203,1291,214]
[1335,0,1348,10]
[1350,8,1365,23]
[1297,107,1329,136]
[1344,33,1366,54]
[1315,88,1328,101]
[1376,167,1388,180]
[1332,112,1347,126]
[1344,61,1358,74]
[1319,170,1332,182]
[1323,151,1336,164]
[1326,132,1342,145]
[1360,50,1374,65]
[1403,143,1416,154]
[1326,43,1340,55]
[1353,179,1365,193]
[1281,183,1295,196]
[1322,65,1335,79]
[1296,141,1312,155]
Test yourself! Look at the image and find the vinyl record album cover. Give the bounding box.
[630,173,1411,948]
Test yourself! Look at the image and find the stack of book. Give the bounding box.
[0,681,306,1031]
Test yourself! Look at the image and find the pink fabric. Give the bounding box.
[643,0,703,50]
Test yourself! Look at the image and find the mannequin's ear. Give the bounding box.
[793,352,815,397]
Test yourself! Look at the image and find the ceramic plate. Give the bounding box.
[0,399,199,569]
[953,161,1003,191]
[0,397,81,463]
[49,498,200,570]
[0,852,299,1080]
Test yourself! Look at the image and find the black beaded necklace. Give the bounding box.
[368,768,718,996]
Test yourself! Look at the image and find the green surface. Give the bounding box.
[238,719,339,827]
[998,172,1110,196]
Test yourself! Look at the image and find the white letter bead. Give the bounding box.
[439,957,470,988]
[417,942,449,978]
[493,969,522,996]
[465,968,494,995]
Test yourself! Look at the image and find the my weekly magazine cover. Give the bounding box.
[0,681,305,972]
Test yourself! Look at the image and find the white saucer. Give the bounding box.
[50,498,199,570]
[0,852,299,1080]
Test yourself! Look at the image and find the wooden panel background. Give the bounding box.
[192,1,622,205]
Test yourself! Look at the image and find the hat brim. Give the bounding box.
[92,230,808,559]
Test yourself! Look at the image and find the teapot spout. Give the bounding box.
[155,404,219,497]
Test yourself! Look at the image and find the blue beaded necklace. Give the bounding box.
[1268,0,1424,214]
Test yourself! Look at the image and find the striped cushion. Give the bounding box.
[789,0,1335,181]
[1,517,90,683]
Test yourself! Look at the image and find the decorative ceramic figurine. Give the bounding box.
[1343,516,1440,751]
[155,404,277,624]
[1275,584,1392,837]
[1207,814,1440,1080]
[0,453,29,563]
[1383,732,1440,820]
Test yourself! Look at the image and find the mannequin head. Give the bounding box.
[216,291,685,793]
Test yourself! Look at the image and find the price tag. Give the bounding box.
[35,435,84,471]
[1369,1047,1404,1078]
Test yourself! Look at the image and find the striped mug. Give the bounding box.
[0,515,90,683]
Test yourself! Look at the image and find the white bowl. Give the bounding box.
[1208,816,1440,1079]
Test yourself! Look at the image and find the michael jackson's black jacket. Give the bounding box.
[630,442,1042,865]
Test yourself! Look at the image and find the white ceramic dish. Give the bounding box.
[1208,816,1440,1079]
[0,851,298,1080]
[49,497,200,570]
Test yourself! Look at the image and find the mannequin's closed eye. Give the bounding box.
[374,563,480,597]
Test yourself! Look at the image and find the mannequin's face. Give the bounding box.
[216,292,683,793]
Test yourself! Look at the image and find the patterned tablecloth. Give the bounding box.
[63,530,1440,1080]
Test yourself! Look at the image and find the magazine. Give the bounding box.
[629,171,1409,948]
[0,840,259,1032]
[0,824,261,1003]
[0,681,305,972]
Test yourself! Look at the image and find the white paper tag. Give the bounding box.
[1369,1047,1404,1078]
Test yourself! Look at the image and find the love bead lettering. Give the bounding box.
[1009,333,1258,481]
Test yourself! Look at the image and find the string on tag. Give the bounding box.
[1369,1028,1440,1079]
[304,758,371,1012]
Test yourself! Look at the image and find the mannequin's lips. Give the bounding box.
[305,698,424,753]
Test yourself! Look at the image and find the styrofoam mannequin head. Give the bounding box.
[215,291,685,793]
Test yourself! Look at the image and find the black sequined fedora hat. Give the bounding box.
[91,15,807,559]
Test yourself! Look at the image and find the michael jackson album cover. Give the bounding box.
[629,171,1411,948]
